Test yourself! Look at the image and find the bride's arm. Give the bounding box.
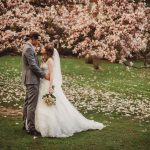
[47,58,54,93]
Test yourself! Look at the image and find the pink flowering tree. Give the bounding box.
[62,0,150,63]
[0,0,149,65]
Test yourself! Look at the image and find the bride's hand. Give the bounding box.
[45,73,50,80]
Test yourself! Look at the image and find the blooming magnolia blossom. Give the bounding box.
[0,65,150,120]
[0,0,149,62]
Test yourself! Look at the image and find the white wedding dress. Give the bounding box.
[35,49,105,138]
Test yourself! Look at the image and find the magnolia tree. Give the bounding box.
[0,0,51,54]
[0,0,149,64]
[62,0,150,63]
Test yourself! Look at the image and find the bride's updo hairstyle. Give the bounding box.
[45,44,54,58]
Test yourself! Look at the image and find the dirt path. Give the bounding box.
[0,106,22,117]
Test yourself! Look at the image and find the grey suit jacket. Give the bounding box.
[22,42,45,85]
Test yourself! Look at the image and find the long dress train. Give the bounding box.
[35,63,105,138]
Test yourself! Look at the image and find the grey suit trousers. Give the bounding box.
[22,42,45,131]
[23,84,39,131]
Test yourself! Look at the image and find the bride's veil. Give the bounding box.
[52,48,62,88]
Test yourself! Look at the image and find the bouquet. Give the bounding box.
[42,86,56,106]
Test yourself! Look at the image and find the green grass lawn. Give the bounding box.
[61,57,150,98]
[0,56,150,150]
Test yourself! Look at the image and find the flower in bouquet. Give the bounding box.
[42,86,56,106]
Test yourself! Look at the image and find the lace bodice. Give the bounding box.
[41,63,49,74]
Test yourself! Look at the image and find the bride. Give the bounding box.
[35,45,105,138]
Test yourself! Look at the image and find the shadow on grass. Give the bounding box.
[0,115,150,150]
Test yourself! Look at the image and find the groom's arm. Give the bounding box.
[24,48,45,78]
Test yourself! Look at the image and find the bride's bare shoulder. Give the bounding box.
[47,58,54,65]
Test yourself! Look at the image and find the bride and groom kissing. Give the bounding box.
[22,31,105,138]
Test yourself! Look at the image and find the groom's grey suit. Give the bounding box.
[22,42,45,131]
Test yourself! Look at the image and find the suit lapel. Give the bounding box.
[35,54,40,66]
[27,42,40,66]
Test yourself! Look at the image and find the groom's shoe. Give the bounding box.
[27,130,41,136]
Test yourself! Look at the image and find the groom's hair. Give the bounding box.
[29,32,40,40]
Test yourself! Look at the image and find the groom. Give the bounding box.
[22,32,49,136]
